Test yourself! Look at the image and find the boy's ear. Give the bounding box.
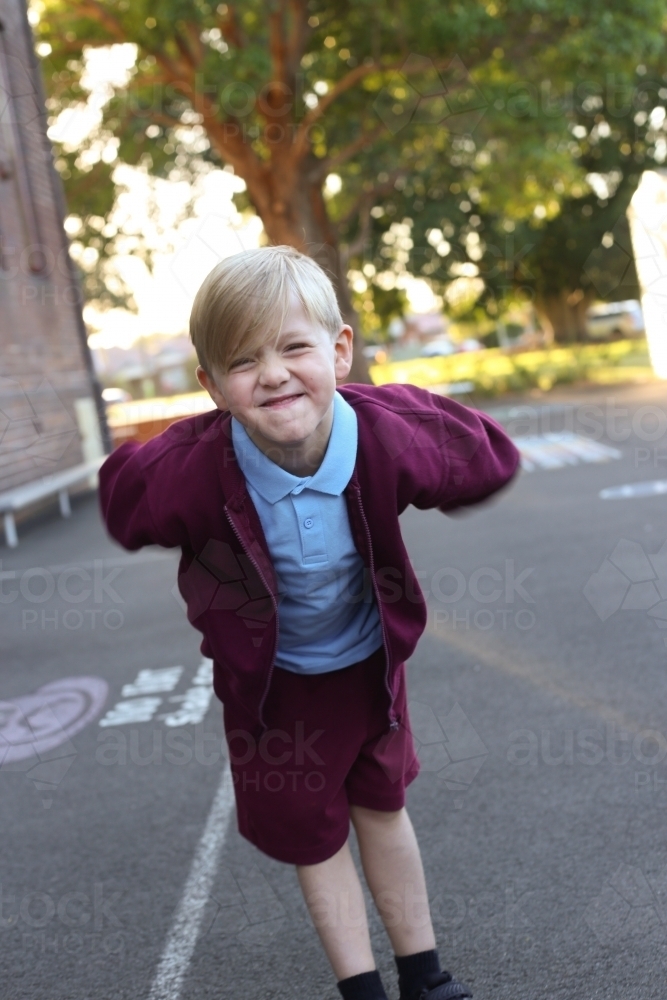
[333,325,354,382]
[197,365,228,411]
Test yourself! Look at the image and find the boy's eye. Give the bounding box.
[229,357,253,369]
[286,342,308,351]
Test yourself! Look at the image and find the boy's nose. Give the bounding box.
[259,356,290,385]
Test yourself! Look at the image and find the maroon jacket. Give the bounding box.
[99,383,521,738]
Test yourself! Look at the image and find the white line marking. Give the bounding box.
[148,765,235,1000]
[600,479,667,500]
[513,432,622,471]
[99,660,214,729]
[159,685,215,727]
[98,696,163,727]
[122,667,184,698]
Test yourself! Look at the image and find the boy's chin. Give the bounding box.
[257,428,313,448]
[255,412,321,438]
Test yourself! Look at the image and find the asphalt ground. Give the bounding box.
[1,380,667,1000]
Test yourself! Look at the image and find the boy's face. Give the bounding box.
[197,293,353,460]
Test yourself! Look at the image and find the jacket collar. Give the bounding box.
[213,412,247,512]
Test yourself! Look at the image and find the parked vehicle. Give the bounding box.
[585,300,644,341]
[101,387,132,405]
[458,338,485,352]
[420,337,459,357]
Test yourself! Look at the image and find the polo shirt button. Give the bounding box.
[303,517,314,529]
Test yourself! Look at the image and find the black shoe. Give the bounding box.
[416,970,473,1000]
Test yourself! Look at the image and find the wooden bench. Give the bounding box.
[0,457,105,548]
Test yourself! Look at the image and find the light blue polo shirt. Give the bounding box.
[231,391,383,673]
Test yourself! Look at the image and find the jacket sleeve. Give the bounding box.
[98,441,176,550]
[382,385,521,514]
[436,396,521,513]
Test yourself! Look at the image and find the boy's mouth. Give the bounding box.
[260,393,304,409]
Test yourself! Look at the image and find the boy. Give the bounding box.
[99,246,520,1000]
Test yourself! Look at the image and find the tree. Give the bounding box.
[350,60,667,341]
[458,66,667,341]
[495,71,667,341]
[35,0,667,367]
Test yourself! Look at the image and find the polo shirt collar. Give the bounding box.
[231,390,357,504]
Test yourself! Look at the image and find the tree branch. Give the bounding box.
[292,62,380,159]
[286,0,309,79]
[268,2,287,87]
[292,54,483,162]
[335,170,405,228]
[193,95,268,192]
[172,24,208,72]
[314,123,388,178]
[259,0,296,147]
[183,21,206,66]
[339,206,373,266]
[75,0,130,43]
[174,30,196,69]
[218,5,246,49]
[132,109,186,131]
[74,1,188,81]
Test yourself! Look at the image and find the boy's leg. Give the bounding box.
[348,805,474,1000]
[295,838,376,980]
[348,804,436,957]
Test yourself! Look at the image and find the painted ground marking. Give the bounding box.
[98,660,214,729]
[514,432,622,472]
[600,479,667,500]
[147,765,235,1000]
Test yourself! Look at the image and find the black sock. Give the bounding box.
[395,949,441,1000]
[337,969,388,1000]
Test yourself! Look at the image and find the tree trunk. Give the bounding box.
[534,289,596,344]
[236,153,371,384]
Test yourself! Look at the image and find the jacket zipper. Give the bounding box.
[354,488,399,731]
[224,503,279,734]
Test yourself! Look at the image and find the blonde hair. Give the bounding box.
[189,245,344,373]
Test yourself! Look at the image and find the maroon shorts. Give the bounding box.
[222,645,420,865]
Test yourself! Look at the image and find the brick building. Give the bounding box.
[0,0,107,497]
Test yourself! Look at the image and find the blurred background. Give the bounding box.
[3,0,667,479]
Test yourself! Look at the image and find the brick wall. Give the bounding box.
[0,0,107,494]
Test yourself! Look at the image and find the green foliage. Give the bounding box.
[350,279,407,340]
[32,0,667,325]
[355,61,667,332]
